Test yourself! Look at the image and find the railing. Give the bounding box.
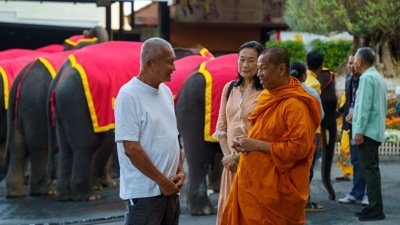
[335,142,400,156]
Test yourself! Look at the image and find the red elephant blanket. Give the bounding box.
[197,53,238,142]
[36,44,64,53]
[65,41,142,133]
[164,51,214,106]
[0,49,40,62]
[38,50,76,78]
[1,51,49,109]
[64,35,98,49]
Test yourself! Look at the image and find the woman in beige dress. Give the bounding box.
[213,41,264,225]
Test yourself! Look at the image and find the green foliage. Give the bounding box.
[265,40,352,71]
[284,0,400,38]
[265,41,306,63]
[309,39,352,71]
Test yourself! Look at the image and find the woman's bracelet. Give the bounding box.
[231,152,239,163]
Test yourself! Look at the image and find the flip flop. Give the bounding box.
[305,202,326,212]
[335,175,350,181]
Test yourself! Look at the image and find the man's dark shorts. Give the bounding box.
[124,194,180,225]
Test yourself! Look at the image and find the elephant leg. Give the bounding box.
[184,138,217,215]
[0,108,8,180]
[207,151,223,193]
[5,128,28,197]
[91,132,117,190]
[27,144,55,196]
[55,122,73,201]
[70,149,99,201]
[67,126,102,201]
[0,139,7,180]
[321,126,336,200]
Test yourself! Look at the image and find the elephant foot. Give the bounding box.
[6,188,28,198]
[30,185,56,196]
[71,191,101,201]
[93,183,103,191]
[56,192,72,201]
[189,200,217,216]
[87,193,101,201]
[93,178,118,190]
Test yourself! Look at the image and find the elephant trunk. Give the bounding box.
[83,26,109,43]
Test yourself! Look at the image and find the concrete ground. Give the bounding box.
[0,155,399,225]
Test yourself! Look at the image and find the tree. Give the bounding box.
[284,0,400,78]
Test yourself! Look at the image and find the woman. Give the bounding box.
[213,41,264,225]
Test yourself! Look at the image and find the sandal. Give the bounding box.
[305,202,326,212]
[335,175,350,181]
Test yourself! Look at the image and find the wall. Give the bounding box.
[171,23,263,54]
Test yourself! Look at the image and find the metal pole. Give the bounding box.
[106,5,112,40]
[118,1,124,39]
[158,1,170,41]
[130,0,135,30]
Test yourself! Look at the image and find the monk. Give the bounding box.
[220,47,322,225]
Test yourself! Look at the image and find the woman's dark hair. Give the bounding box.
[234,41,264,91]
[290,61,307,80]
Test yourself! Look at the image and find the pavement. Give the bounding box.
[1,155,400,225]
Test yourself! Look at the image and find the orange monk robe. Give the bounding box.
[221,77,322,225]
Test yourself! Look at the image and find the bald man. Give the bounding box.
[221,47,322,225]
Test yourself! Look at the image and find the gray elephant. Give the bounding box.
[0,51,49,180]
[175,54,239,215]
[5,51,73,197]
[47,41,142,201]
[2,28,110,197]
[63,26,109,51]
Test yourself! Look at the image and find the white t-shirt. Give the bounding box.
[114,77,180,200]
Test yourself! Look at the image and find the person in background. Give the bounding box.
[304,50,325,212]
[213,41,264,225]
[337,53,369,206]
[114,37,185,225]
[395,85,400,116]
[290,61,324,120]
[221,47,321,225]
[351,47,387,221]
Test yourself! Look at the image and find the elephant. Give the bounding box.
[46,41,143,201]
[63,26,109,51]
[0,51,50,180]
[317,68,338,200]
[175,54,238,215]
[4,50,74,197]
[0,30,109,181]
[1,28,110,198]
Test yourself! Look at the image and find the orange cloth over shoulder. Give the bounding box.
[221,77,321,225]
